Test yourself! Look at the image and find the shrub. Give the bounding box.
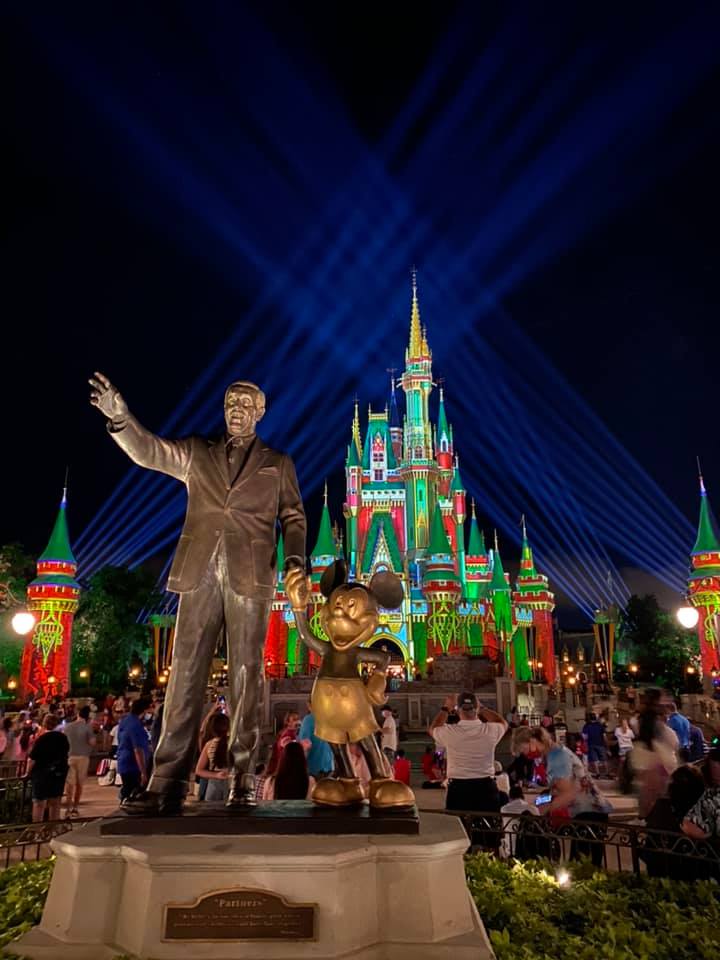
[466,853,720,960]
[0,860,53,951]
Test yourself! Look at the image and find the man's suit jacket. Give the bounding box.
[109,414,306,598]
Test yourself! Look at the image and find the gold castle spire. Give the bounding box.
[351,397,362,457]
[409,267,423,358]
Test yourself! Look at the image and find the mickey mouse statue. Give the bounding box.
[285,560,416,809]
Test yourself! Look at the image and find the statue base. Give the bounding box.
[10,811,492,959]
[100,798,420,836]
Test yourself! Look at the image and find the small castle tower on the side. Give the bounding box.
[687,468,720,676]
[20,486,81,702]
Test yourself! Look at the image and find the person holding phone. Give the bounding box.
[529,726,612,866]
[429,692,508,812]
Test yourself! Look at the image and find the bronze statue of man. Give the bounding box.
[89,372,306,813]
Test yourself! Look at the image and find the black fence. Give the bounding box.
[424,809,720,880]
[0,816,99,869]
[0,777,32,826]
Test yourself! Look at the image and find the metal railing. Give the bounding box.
[0,777,32,826]
[0,816,99,869]
[423,809,720,879]
[0,760,27,779]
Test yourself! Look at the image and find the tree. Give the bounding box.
[72,566,160,691]
[0,543,35,611]
[620,594,700,693]
[0,543,36,685]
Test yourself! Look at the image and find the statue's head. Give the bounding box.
[318,560,404,652]
[224,381,265,438]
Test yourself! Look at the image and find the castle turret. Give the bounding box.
[513,517,556,683]
[422,504,461,653]
[20,486,81,702]
[401,270,435,556]
[344,401,363,577]
[687,469,720,675]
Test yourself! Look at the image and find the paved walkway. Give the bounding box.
[70,740,638,821]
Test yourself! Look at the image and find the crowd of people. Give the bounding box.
[4,682,718,880]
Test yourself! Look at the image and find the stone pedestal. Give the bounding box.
[11,813,492,960]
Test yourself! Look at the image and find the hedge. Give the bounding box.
[466,853,720,960]
[1,855,718,959]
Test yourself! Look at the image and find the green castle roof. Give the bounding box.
[428,504,452,555]
[38,495,76,565]
[491,544,509,592]
[362,415,398,471]
[361,512,403,575]
[276,532,285,571]
[450,461,464,493]
[346,442,360,468]
[312,501,336,558]
[693,483,720,554]
[518,534,537,578]
[467,516,485,556]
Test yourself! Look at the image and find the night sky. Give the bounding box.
[4,3,720,622]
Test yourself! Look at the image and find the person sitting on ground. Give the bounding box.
[500,783,539,858]
[195,712,230,802]
[642,764,706,879]
[262,741,315,801]
[393,748,411,786]
[507,726,535,786]
[26,715,69,823]
[421,745,443,788]
[682,747,720,842]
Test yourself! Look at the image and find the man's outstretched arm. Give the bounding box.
[89,371,192,482]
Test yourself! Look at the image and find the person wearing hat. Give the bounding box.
[429,692,508,812]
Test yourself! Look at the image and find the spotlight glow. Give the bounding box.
[11,611,35,636]
[676,606,699,629]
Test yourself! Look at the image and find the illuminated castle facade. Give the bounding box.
[20,489,80,701]
[265,277,557,682]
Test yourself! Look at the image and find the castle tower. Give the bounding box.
[388,376,403,463]
[20,487,81,702]
[400,271,435,557]
[450,457,467,586]
[344,400,363,577]
[265,533,291,678]
[687,470,720,675]
[465,500,489,601]
[513,516,557,684]
[423,504,462,654]
[490,532,515,675]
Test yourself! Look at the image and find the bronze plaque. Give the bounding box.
[164,887,316,941]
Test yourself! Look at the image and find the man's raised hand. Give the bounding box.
[88,372,129,422]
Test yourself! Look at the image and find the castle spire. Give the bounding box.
[312,485,336,559]
[519,514,537,577]
[693,464,720,555]
[39,484,76,565]
[351,397,362,458]
[408,267,423,358]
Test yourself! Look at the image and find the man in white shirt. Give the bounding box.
[430,692,508,812]
[380,707,398,764]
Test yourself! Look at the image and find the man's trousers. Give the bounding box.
[149,545,271,798]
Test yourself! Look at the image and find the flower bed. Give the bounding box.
[466,853,720,960]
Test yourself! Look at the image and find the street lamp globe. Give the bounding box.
[11,611,35,635]
[676,606,699,630]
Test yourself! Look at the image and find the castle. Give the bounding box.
[264,275,557,683]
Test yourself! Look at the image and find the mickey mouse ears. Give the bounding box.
[319,560,404,610]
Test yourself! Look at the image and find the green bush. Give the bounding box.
[466,853,720,960]
[0,860,53,951]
